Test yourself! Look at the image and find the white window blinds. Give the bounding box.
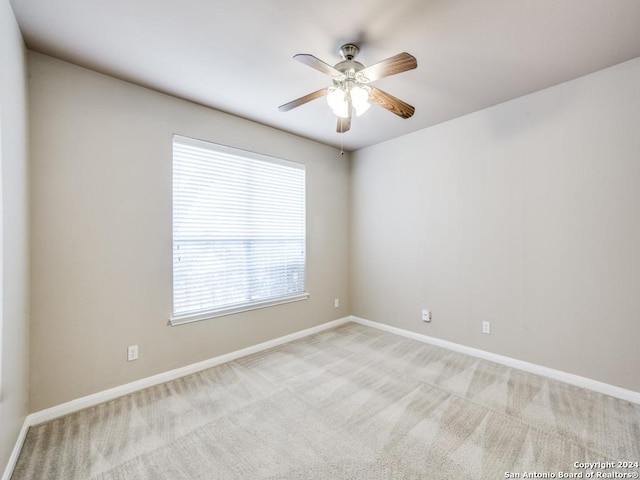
[172,135,307,325]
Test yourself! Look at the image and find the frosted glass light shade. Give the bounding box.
[327,88,349,118]
[351,86,370,116]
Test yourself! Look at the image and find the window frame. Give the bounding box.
[170,135,309,326]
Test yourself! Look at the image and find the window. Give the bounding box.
[171,135,308,325]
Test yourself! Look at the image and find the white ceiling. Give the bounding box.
[10,0,640,151]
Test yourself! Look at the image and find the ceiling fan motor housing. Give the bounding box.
[335,45,366,83]
[334,60,365,77]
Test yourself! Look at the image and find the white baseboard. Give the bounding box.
[28,316,352,426]
[2,316,351,480]
[349,315,640,405]
[1,420,29,480]
[5,314,638,479]
[2,317,351,480]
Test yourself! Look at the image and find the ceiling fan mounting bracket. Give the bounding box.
[339,44,360,61]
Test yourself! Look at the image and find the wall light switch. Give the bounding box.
[482,321,491,334]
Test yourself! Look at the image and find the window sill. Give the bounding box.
[169,292,310,326]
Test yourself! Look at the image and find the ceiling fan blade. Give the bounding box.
[337,97,352,133]
[278,88,329,112]
[358,52,417,82]
[294,54,344,78]
[368,86,415,119]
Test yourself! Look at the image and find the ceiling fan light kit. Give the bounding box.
[327,85,369,118]
[279,43,417,133]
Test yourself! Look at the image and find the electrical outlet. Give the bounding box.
[482,321,491,334]
[422,309,431,322]
[127,345,139,361]
[334,298,339,308]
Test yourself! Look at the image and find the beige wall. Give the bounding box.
[28,52,350,412]
[0,0,30,473]
[24,46,640,415]
[351,57,640,392]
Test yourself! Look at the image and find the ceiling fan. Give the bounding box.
[278,44,417,133]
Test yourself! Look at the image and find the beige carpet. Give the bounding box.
[12,322,640,479]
